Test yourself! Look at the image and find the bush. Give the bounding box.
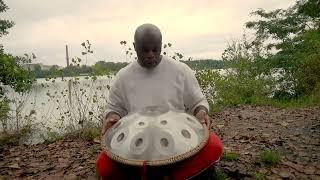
[260,149,281,167]
[221,151,239,161]
[196,61,275,108]
[0,124,32,145]
[0,100,9,133]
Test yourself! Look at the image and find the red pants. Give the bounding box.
[96,133,223,180]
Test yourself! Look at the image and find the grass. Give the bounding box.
[221,151,239,161]
[40,130,62,143]
[209,94,320,115]
[40,122,100,143]
[253,172,266,180]
[63,122,100,142]
[260,149,281,167]
[212,169,229,180]
[80,125,100,141]
[0,125,33,145]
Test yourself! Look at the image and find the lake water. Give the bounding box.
[2,75,113,143]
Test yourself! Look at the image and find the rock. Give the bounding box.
[271,168,279,174]
[65,174,77,180]
[93,137,100,144]
[247,127,255,131]
[258,168,268,174]
[281,122,289,127]
[8,163,20,169]
[279,171,291,179]
[304,167,316,175]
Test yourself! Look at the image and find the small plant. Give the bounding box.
[212,169,229,180]
[80,125,100,141]
[40,130,61,143]
[253,172,266,180]
[221,151,239,161]
[260,149,281,167]
[0,124,32,145]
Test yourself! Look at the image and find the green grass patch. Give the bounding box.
[260,149,281,167]
[40,129,62,143]
[221,151,239,161]
[80,126,100,141]
[63,122,100,142]
[0,125,33,145]
[212,169,229,180]
[253,172,266,180]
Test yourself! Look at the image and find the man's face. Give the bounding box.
[134,36,162,69]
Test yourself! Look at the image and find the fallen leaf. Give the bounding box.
[8,163,20,169]
[304,167,316,175]
[217,124,224,128]
[279,171,291,178]
[93,137,100,144]
[281,122,289,127]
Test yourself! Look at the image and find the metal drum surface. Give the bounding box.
[101,108,209,166]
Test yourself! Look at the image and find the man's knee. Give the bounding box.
[205,132,223,162]
[96,152,112,177]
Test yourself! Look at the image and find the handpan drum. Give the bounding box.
[101,108,209,166]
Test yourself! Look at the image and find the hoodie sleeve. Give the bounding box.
[103,74,128,118]
[182,64,209,115]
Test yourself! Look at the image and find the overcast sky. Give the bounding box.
[2,0,294,66]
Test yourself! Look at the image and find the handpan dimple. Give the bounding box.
[138,121,145,126]
[117,132,124,142]
[160,120,167,125]
[135,138,143,147]
[181,129,191,139]
[160,138,169,147]
[186,117,196,123]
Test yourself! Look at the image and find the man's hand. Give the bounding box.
[195,109,211,129]
[101,112,121,135]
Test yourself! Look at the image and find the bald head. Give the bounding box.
[134,24,162,43]
[133,24,163,69]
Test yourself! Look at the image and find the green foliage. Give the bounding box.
[91,61,128,76]
[41,122,99,143]
[182,59,224,70]
[253,172,266,180]
[221,151,239,161]
[0,1,36,135]
[80,123,100,141]
[196,0,320,109]
[0,124,32,145]
[0,99,9,132]
[31,59,224,78]
[0,0,14,39]
[62,122,100,142]
[40,129,61,143]
[212,169,229,180]
[196,37,276,109]
[246,0,320,99]
[0,53,34,95]
[260,149,281,167]
[292,30,320,96]
[0,0,35,96]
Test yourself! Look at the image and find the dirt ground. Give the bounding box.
[0,105,319,179]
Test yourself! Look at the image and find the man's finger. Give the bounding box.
[101,126,106,135]
[109,118,118,123]
[205,117,211,129]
